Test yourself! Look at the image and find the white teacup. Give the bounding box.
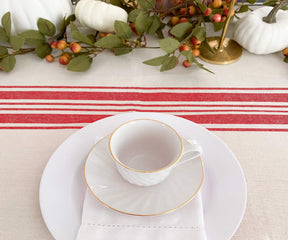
[109,119,202,186]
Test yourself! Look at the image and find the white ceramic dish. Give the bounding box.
[39,112,247,240]
[84,135,204,216]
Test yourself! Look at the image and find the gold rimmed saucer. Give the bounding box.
[84,135,204,216]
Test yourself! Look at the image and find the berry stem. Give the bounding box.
[0,47,35,59]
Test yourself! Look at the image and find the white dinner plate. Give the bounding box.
[39,112,247,240]
[84,135,204,216]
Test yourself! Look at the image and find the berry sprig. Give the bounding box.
[0,0,253,73]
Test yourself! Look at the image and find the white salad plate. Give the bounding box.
[84,135,204,216]
[39,112,247,240]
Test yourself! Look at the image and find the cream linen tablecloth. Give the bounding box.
[1,24,288,240]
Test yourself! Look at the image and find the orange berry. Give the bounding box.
[69,42,82,53]
[221,15,227,22]
[50,41,57,49]
[179,44,190,52]
[183,60,191,68]
[56,40,67,50]
[188,5,197,15]
[179,8,188,15]
[212,13,222,22]
[45,55,54,62]
[283,47,288,57]
[203,7,212,16]
[99,32,107,38]
[178,17,189,23]
[170,16,179,26]
[190,36,202,48]
[59,53,71,65]
[211,0,222,8]
[226,0,237,4]
[192,48,200,57]
[223,7,235,17]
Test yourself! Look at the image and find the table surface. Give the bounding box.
[1,19,288,240]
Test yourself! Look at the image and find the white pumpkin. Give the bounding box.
[0,0,73,34]
[234,6,288,54]
[75,0,128,33]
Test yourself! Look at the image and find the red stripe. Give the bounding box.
[0,102,288,108]
[0,102,288,107]
[1,108,288,113]
[209,128,288,132]
[0,126,83,129]
[1,114,288,124]
[1,91,288,102]
[1,126,288,131]
[0,114,109,123]
[1,86,288,90]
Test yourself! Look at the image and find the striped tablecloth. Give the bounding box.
[0,44,288,240]
[1,86,288,131]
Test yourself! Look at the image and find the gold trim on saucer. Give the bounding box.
[108,119,184,173]
[84,136,204,216]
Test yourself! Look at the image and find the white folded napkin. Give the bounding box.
[76,189,207,240]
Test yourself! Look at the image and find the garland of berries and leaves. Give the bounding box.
[0,0,287,73]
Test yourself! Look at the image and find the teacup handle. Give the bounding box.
[176,139,202,167]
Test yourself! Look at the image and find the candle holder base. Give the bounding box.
[199,37,242,65]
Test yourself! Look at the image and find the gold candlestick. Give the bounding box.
[199,0,242,65]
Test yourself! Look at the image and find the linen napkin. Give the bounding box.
[76,189,207,240]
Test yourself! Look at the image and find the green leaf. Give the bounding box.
[19,30,46,46]
[35,43,52,59]
[246,0,258,4]
[146,15,162,34]
[156,27,165,39]
[156,22,165,39]
[212,21,225,32]
[128,9,145,22]
[94,35,124,48]
[57,14,76,40]
[236,5,249,13]
[181,50,194,63]
[114,47,133,56]
[0,55,16,72]
[67,55,93,72]
[135,12,147,34]
[170,22,193,39]
[143,55,169,66]
[70,21,94,45]
[110,0,122,7]
[191,27,206,42]
[263,0,277,5]
[198,3,207,13]
[202,38,217,55]
[160,56,178,72]
[0,46,8,57]
[9,35,25,50]
[37,18,56,37]
[137,0,155,9]
[158,38,180,54]
[284,56,288,63]
[1,12,11,36]
[0,27,9,42]
[193,57,214,74]
[114,21,132,39]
